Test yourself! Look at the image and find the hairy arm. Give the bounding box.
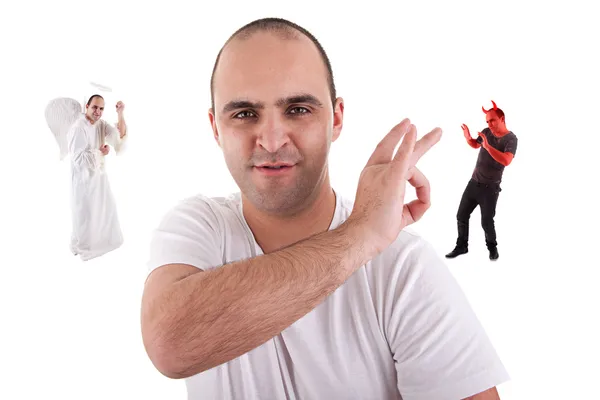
[141,219,373,379]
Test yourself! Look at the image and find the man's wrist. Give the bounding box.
[336,217,379,269]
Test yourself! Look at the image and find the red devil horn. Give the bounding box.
[482,100,498,113]
[482,106,487,113]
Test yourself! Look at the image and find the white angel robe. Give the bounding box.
[67,114,126,261]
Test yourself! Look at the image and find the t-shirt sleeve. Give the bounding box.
[146,196,224,275]
[504,135,518,156]
[382,236,509,400]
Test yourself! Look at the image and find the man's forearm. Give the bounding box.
[485,144,512,166]
[117,113,127,138]
[466,137,480,149]
[149,219,373,378]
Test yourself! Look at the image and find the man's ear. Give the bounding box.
[208,108,221,147]
[331,97,344,143]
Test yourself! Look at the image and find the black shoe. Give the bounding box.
[445,247,468,258]
[489,247,499,260]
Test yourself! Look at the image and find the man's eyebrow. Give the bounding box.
[275,94,323,108]
[221,93,324,114]
[222,100,265,113]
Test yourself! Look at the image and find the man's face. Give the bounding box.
[486,111,505,134]
[209,32,343,215]
[86,97,104,122]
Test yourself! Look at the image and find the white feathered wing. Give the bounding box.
[44,97,82,160]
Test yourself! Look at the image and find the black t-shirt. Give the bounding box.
[472,128,518,185]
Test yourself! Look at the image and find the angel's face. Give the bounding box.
[86,97,105,122]
[209,31,344,215]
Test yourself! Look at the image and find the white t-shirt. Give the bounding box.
[147,191,509,400]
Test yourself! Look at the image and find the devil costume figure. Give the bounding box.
[446,101,518,261]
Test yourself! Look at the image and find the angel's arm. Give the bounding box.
[104,119,128,154]
[68,126,103,171]
[117,112,127,139]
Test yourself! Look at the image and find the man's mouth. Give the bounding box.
[253,163,297,175]
[256,163,294,169]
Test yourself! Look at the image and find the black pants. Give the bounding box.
[455,179,502,250]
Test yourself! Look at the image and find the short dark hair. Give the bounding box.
[209,17,336,111]
[86,94,104,106]
[493,108,505,121]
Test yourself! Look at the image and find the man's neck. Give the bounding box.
[85,115,97,124]
[242,180,337,254]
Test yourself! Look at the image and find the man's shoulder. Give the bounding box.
[366,231,447,287]
[159,192,242,228]
[382,228,433,261]
[70,115,87,128]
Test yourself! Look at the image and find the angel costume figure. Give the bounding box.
[45,94,128,261]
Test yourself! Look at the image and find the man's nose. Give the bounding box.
[256,114,291,153]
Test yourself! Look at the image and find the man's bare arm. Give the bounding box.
[141,120,440,380]
[466,137,482,149]
[141,219,373,379]
[463,386,500,400]
[117,113,127,138]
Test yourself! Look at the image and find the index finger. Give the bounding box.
[390,123,418,179]
[365,118,411,167]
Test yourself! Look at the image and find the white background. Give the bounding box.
[1,0,598,398]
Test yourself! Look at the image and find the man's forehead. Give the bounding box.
[219,31,310,65]
[213,31,327,102]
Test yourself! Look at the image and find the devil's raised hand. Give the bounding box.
[461,124,472,140]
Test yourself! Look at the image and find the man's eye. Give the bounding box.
[234,111,255,119]
[289,107,309,114]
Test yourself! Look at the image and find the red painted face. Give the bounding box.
[482,100,506,135]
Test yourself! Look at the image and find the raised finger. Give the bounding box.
[402,166,431,225]
[409,127,442,168]
[365,118,411,167]
[390,123,418,177]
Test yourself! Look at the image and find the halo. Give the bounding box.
[89,81,112,92]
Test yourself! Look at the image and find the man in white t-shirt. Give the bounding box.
[141,18,509,400]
